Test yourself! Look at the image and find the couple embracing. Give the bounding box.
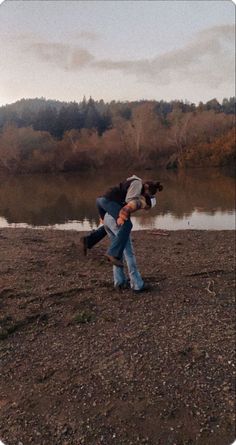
[81,174,163,293]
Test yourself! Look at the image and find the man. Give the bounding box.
[104,193,156,292]
[81,175,163,266]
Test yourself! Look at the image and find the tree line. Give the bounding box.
[0,96,235,174]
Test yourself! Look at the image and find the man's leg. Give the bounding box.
[123,238,144,291]
[104,214,144,291]
[122,237,150,292]
[104,215,128,288]
[104,214,150,292]
[107,220,133,259]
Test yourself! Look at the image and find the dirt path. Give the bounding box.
[0,228,235,445]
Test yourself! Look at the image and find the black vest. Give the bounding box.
[103,178,141,205]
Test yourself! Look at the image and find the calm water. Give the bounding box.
[0,168,235,231]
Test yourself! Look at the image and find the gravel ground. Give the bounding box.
[0,228,235,445]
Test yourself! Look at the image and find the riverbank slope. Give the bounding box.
[0,228,235,445]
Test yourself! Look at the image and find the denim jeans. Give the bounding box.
[85,197,132,259]
[85,225,107,249]
[104,213,144,291]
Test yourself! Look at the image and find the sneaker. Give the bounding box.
[105,254,124,267]
[80,236,88,256]
[133,283,152,294]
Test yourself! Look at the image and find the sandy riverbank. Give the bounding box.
[0,228,235,445]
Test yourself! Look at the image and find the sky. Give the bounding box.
[0,0,235,106]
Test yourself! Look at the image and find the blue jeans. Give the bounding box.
[85,197,132,259]
[85,226,107,249]
[104,213,144,291]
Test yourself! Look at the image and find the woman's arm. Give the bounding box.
[117,196,148,225]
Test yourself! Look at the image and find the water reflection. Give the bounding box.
[0,168,235,230]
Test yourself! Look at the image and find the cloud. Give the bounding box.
[75,31,101,41]
[26,24,235,89]
[93,24,235,88]
[27,42,94,70]
[197,24,234,40]
[16,32,42,41]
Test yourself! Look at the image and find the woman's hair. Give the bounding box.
[145,181,163,195]
[144,193,152,208]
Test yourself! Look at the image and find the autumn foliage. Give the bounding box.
[0,97,235,174]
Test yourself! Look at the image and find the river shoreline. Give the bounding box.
[0,228,235,445]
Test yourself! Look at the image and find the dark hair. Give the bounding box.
[145,181,163,195]
[144,193,152,208]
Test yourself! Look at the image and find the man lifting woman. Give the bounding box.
[81,174,163,293]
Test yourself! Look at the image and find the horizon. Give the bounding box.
[0,0,235,106]
[1,94,235,109]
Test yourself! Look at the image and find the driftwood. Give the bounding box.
[149,230,170,236]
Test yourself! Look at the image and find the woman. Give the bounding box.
[81,174,163,266]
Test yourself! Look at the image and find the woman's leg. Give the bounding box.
[80,197,120,252]
[81,197,133,257]
[97,197,133,260]
[84,226,107,249]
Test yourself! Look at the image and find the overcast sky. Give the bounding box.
[0,0,235,106]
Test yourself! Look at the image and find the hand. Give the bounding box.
[117,217,124,226]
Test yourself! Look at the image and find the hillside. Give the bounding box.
[0,97,235,174]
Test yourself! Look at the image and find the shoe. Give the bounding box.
[80,236,88,256]
[133,283,152,294]
[114,284,124,292]
[114,281,130,291]
[105,254,123,267]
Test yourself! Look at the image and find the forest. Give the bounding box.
[0,96,235,174]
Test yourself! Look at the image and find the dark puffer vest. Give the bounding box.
[103,178,142,206]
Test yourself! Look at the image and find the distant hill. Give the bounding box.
[0,96,235,174]
[0,97,69,116]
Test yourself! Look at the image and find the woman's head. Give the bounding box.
[143,180,163,195]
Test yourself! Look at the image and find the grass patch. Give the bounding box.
[0,313,47,340]
[102,314,116,323]
[74,310,95,324]
[0,329,9,340]
[0,322,21,340]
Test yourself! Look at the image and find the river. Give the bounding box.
[0,167,235,231]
